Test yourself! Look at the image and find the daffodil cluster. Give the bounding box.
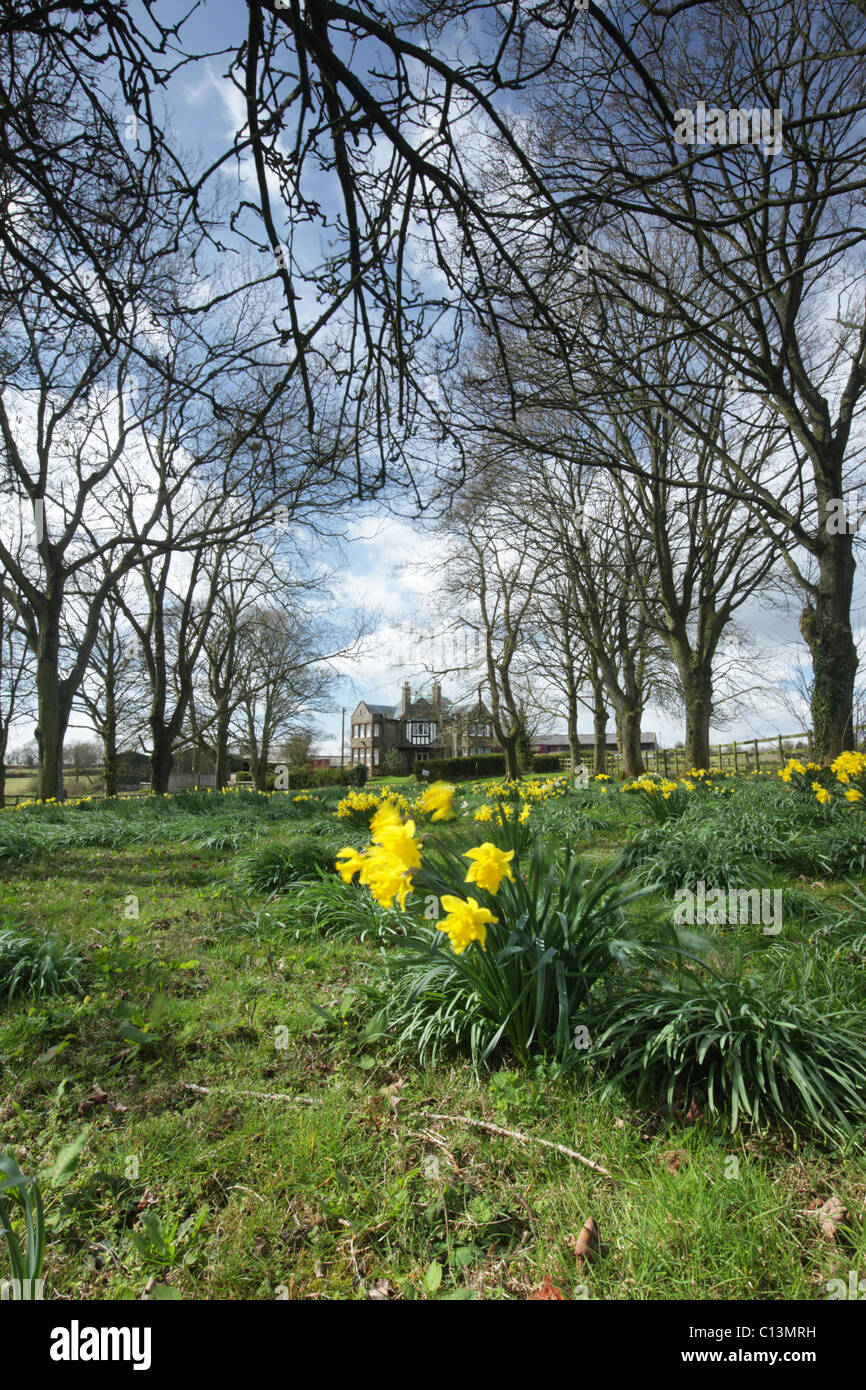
[335,802,422,910]
[434,845,515,953]
[777,752,866,807]
[335,787,410,826]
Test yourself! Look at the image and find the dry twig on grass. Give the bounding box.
[421,1112,613,1177]
[181,1082,316,1105]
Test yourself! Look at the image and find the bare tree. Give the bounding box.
[488,0,866,757]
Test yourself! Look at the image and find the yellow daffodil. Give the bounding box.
[335,847,366,884]
[369,800,403,836]
[463,843,515,895]
[436,894,496,954]
[414,780,455,821]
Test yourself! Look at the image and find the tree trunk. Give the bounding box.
[103,723,119,798]
[801,532,858,761]
[0,737,6,809]
[35,609,67,801]
[619,706,645,778]
[103,663,119,795]
[682,661,713,773]
[590,671,608,776]
[567,689,579,772]
[501,730,521,781]
[150,729,174,795]
[215,704,231,790]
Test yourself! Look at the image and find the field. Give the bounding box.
[2,767,866,1302]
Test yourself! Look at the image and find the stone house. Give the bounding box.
[350,682,500,775]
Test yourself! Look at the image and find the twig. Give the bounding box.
[181,1082,316,1105]
[422,1113,612,1178]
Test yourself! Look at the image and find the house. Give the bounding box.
[534,731,658,756]
[350,682,501,775]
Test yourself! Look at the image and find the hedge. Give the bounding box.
[413,752,564,781]
[412,753,506,781]
[281,764,367,789]
[532,753,563,772]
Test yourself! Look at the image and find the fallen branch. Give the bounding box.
[181,1082,316,1105]
[421,1113,612,1178]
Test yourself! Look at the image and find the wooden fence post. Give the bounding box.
[754,739,760,772]
[662,748,668,776]
[777,735,784,768]
[732,740,738,773]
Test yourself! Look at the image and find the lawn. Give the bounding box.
[1,770,865,1301]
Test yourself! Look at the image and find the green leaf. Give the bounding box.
[120,1021,152,1046]
[423,1259,443,1294]
[44,1128,90,1189]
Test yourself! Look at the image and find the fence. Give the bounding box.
[565,731,815,778]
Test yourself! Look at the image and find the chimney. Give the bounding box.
[400,681,411,715]
[432,680,441,710]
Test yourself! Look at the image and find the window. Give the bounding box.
[407,721,433,745]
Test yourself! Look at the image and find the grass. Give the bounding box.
[0,776,864,1300]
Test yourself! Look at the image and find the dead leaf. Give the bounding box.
[528,1274,565,1300]
[567,1216,599,1271]
[77,1086,109,1116]
[817,1196,846,1240]
[367,1279,392,1300]
[614,1118,625,1130]
[662,1148,689,1175]
[684,1095,702,1125]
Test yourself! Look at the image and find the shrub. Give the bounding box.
[236,834,351,894]
[414,753,507,782]
[287,875,407,941]
[594,967,866,1138]
[0,926,85,1002]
